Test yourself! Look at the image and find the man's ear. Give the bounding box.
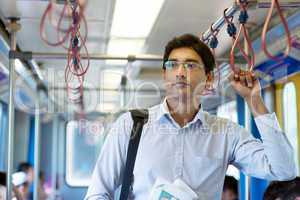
[206,71,214,83]
[205,71,214,89]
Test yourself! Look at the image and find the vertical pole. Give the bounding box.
[6,19,20,200]
[51,116,58,200]
[33,89,41,200]
[244,103,251,200]
[244,28,251,200]
[237,95,247,200]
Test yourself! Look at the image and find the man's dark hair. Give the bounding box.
[223,175,238,195]
[263,177,300,200]
[17,162,33,173]
[163,33,216,74]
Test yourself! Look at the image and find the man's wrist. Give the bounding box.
[245,95,269,117]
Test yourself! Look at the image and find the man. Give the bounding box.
[17,163,34,185]
[17,163,47,200]
[85,34,296,199]
[222,176,238,200]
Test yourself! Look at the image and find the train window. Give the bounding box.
[217,101,240,179]
[0,102,7,171]
[65,120,106,187]
[283,82,299,175]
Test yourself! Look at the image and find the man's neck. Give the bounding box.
[166,98,200,127]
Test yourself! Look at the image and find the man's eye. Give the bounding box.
[170,62,177,67]
[165,61,177,68]
[185,63,197,69]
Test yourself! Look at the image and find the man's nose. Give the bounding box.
[176,64,186,79]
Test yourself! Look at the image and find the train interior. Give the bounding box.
[0,0,300,199]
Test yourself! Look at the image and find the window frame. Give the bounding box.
[282,81,299,175]
[64,120,106,187]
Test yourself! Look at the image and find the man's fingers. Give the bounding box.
[251,71,258,84]
[228,70,257,88]
[246,73,253,88]
[234,73,239,82]
[239,71,247,87]
[228,72,235,83]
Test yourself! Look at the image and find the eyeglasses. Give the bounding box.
[164,60,204,70]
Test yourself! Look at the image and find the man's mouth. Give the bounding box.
[173,82,189,87]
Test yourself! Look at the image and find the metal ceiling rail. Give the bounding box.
[201,4,239,42]
[10,51,245,63]
[31,52,163,62]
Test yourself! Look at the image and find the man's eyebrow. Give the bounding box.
[185,59,201,63]
[167,58,200,63]
[167,58,177,61]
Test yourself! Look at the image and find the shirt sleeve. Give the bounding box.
[230,112,297,181]
[84,112,133,200]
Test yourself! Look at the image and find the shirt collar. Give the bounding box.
[153,98,207,126]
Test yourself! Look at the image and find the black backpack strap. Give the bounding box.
[119,109,149,200]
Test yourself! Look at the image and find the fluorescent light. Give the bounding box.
[111,0,165,38]
[107,38,145,65]
[108,0,165,64]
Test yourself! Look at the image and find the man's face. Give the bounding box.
[163,47,207,104]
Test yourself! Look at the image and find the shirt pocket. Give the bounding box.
[185,155,224,195]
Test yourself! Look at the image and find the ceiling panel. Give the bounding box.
[145,0,234,55]
[0,0,278,112]
[15,0,109,20]
[15,12,108,53]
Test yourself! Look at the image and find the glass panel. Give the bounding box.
[65,119,108,187]
[283,82,299,175]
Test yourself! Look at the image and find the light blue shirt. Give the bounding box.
[85,99,297,200]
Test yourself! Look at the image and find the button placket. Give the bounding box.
[174,129,184,178]
[174,129,181,178]
[179,130,184,177]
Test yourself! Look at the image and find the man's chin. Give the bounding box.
[169,93,192,102]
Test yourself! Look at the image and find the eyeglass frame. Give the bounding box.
[163,59,205,71]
